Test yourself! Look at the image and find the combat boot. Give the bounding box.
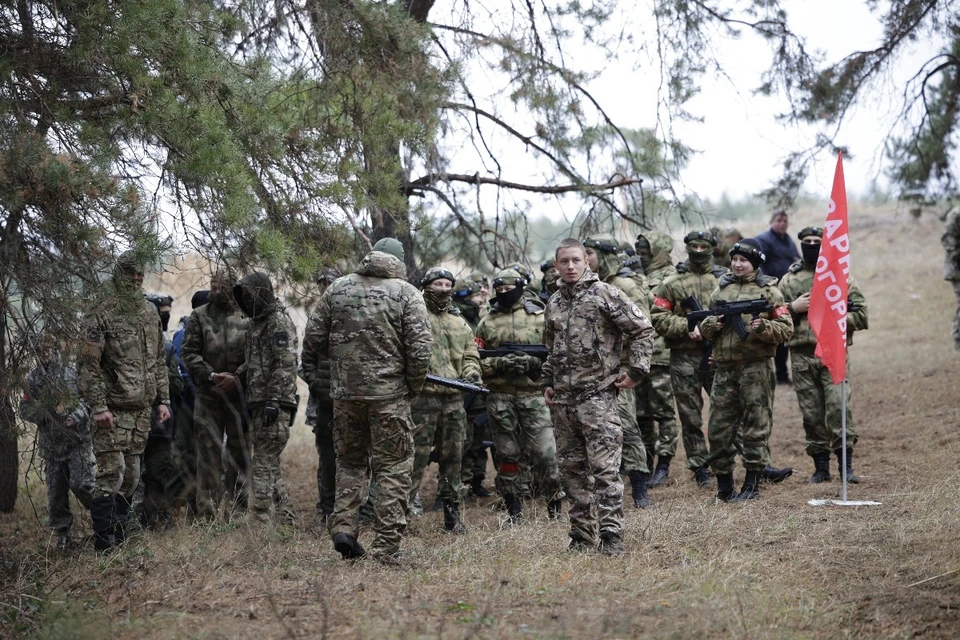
[333,532,366,559]
[648,456,672,488]
[503,493,523,525]
[56,532,70,551]
[693,466,712,488]
[442,501,468,534]
[91,496,116,551]
[835,448,859,484]
[470,476,492,498]
[805,451,832,484]
[113,494,132,546]
[760,465,793,484]
[628,470,652,508]
[715,473,738,502]
[567,531,594,552]
[598,532,626,556]
[732,470,761,501]
[547,497,563,520]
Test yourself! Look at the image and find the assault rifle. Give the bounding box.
[425,374,490,395]
[478,343,549,382]
[680,296,713,373]
[686,297,773,340]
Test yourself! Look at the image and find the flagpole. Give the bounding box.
[840,378,847,502]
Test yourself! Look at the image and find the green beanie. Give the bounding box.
[373,237,404,261]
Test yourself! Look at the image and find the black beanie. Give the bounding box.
[729,238,766,269]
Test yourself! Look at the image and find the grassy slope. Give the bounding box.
[2,205,960,639]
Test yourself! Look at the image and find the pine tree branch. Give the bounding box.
[407,173,641,194]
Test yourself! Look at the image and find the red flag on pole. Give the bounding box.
[808,152,850,384]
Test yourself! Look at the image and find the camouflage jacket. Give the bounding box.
[180,291,249,390]
[21,359,91,460]
[942,209,960,281]
[234,273,299,409]
[423,304,482,396]
[651,260,728,353]
[302,251,433,401]
[451,298,482,330]
[778,262,868,349]
[476,298,547,394]
[643,232,677,366]
[300,354,332,407]
[698,271,794,365]
[542,269,654,401]
[78,285,170,415]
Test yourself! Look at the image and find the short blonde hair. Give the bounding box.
[554,237,585,260]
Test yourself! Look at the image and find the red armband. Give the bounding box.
[771,305,790,319]
[654,296,673,310]
[474,337,485,349]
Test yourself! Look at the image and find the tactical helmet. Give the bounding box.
[420,267,456,289]
[683,230,718,247]
[452,280,479,299]
[540,260,555,274]
[468,273,490,288]
[619,241,636,257]
[492,268,528,289]
[504,263,533,281]
[797,226,824,240]
[582,236,620,254]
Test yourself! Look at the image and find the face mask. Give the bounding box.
[242,291,262,318]
[687,246,712,266]
[637,250,652,270]
[495,285,525,309]
[801,242,821,264]
[423,289,452,314]
[159,312,170,332]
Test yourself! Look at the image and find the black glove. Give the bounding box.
[263,402,280,426]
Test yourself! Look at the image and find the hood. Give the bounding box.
[646,231,674,274]
[559,267,600,298]
[589,233,623,280]
[233,272,276,320]
[357,251,407,280]
[111,250,145,295]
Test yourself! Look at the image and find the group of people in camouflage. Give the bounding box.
[21,209,872,559]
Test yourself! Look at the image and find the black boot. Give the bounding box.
[91,496,116,551]
[442,501,467,534]
[693,466,712,488]
[333,532,366,559]
[760,465,793,484]
[547,497,562,520]
[628,470,652,508]
[114,494,131,546]
[835,448,859,484]
[715,473,738,502]
[648,456,672,488]
[732,470,761,501]
[805,451,832,484]
[470,476,492,498]
[503,493,523,525]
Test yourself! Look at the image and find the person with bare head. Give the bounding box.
[541,238,654,555]
[756,211,800,385]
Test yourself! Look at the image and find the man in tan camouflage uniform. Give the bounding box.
[779,227,868,483]
[408,267,481,533]
[697,239,793,501]
[78,251,171,550]
[302,238,432,562]
[232,272,299,526]
[542,239,654,555]
[180,270,251,519]
[583,233,654,508]
[476,267,563,524]
[942,208,960,350]
[633,232,681,488]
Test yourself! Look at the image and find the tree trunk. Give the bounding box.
[0,286,17,513]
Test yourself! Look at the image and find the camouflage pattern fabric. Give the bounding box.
[192,390,249,517]
[553,390,623,546]
[668,351,712,469]
[650,260,728,353]
[641,231,677,368]
[44,453,95,534]
[421,305,481,396]
[791,349,858,455]
[91,407,151,499]
[636,364,680,458]
[617,387,648,474]
[486,393,561,499]
[249,407,294,524]
[313,403,336,517]
[953,282,960,347]
[302,251,433,401]
[329,397,416,557]
[707,360,775,474]
[778,263,868,349]
[943,210,960,347]
[475,297,547,394]
[180,288,249,382]
[410,395,466,506]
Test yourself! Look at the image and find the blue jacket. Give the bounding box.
[755,229,799,279]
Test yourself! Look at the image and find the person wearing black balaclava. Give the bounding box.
[778,227,868,484]
[406,268,481,534]
[475,268,563,524]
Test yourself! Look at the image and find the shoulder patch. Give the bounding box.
[274,331,289,348]
[631,304,645,318]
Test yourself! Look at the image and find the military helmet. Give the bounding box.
[452,280,479,299]
[492,267,528,289]
[504,263,533,280]
[420,267,456,289]
[797,226,824,240]
[540,260,555,274]
[582,236,620,254]
[683,230,718,247]
[145,292,174,308]
[468,273,490,287]
[618,241,636,256]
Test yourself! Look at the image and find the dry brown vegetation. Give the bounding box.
[3,204,960,639]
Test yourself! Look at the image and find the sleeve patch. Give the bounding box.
[474,337,486,349]
[771,305,790,319]
[631,305,645,318]
[654,297,673,310]
[274,331,289,348]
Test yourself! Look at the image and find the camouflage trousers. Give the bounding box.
[618,387,649,474]
[42,446,94,534]
[313,403,336,517]
[411,394,466,507]
[636,364,680,458]
[791,349,858,455]
[249,407,293,524]
[952,282,960,348]
[707,360,775,474]
[193,389,250,517]
[487,393,561,500]
[553,390,624,545]
[461,402,489,486]
[330,397,415,556]
[92,407,151,499]
[670,351,713,470]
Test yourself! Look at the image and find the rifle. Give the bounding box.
[686,297,772,340]
[681,296,713,373]
[477,343,549,381]
[425,374,491,395]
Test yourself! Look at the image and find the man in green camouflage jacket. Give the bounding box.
[302,238,433,562]
[778,227,868,484]
[78,251,171,550]
[542,239,654,555]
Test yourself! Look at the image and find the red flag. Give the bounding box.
[808,152,850,384]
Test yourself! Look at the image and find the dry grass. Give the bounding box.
[3,204,960,639]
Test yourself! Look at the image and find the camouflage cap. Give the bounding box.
[493,268,527,288]
[420,267,456,289]
[372,237,404,261]
[504,262,533,280]
[452,280,479,298]
[683,229,718,246]
[797,226,823,240]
